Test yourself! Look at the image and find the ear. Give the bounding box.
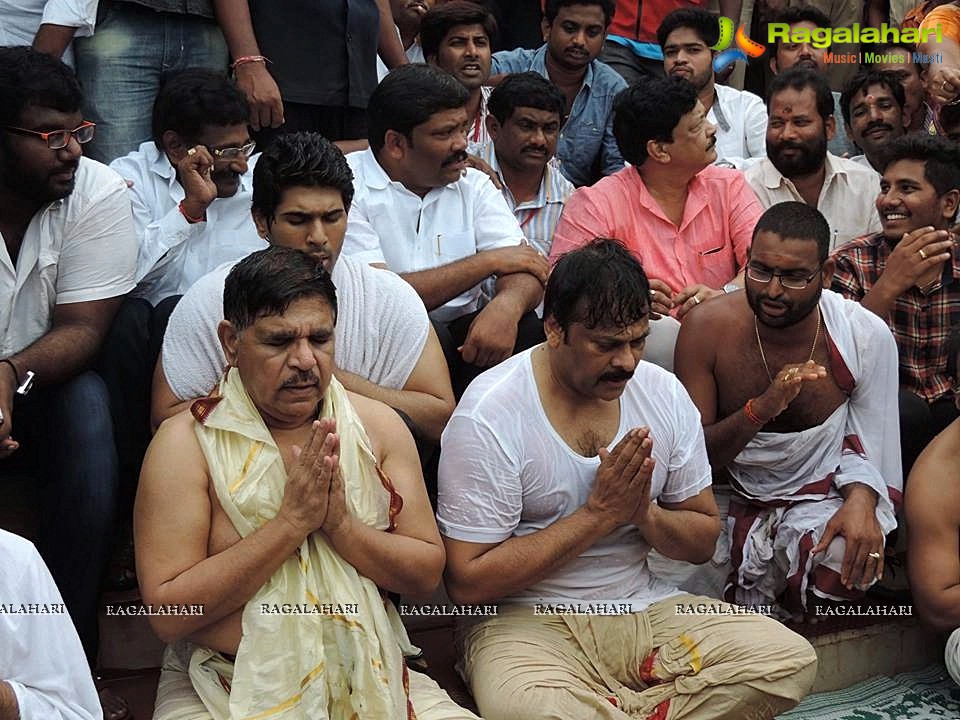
[162,130,187,162]
[252,209,271,239]
[824,114,836,142]
[218,320,241,366]
[383,128,409,161]
[541,17,551,43]
[769,56,779,75]
[544,314,564,347]
[901,105,912,131]
[940,188,960,224]
[646,138,672,165]
[485,114,501,141]
[821,256,835,289]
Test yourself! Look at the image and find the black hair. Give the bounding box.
[252,132,354,223]
[656,7,720,50]
[487,72,565,124]
[866,42,923,75]
[877,135,960,197]
[751,201,831,264]
[767,67,834,121]
[0,46,82,127]
[939,103,960,134]
[839,69,906,125]
[544,0,615,25]
[613,76,698,166]
[367,63,469,153]
[420,1,497,60]
[151,68,249,148]
[771,5,831,54]
[545,238,650,333]
[223,247,338,331]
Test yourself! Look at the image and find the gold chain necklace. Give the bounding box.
[754,307,821,383]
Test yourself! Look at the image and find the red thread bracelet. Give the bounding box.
[179,200,206,224]
[231,55,269,70]
[744,398,765,426]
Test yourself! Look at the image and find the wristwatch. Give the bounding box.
[1,358,34,395]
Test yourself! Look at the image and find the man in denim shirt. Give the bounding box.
[491,0,625,187]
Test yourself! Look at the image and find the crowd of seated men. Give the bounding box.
[3,0,960,718]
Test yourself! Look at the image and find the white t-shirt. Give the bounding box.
[0,0,97,66]
[342,148,524,322]
[437,349,712,610]
[0,157,137,357]
[0,529,101,719]
[162,255,430,400]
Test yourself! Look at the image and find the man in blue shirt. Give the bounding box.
[491,0,625,187]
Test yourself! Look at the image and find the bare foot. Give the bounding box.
[99,687,131,720]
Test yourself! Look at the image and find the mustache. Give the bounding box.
[523,145,548,154]
[282,371,320,388]
[599,370,634,383]
[442,150,469,167]
[864,121,892,133]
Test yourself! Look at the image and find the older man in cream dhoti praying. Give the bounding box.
[135,247,478,719]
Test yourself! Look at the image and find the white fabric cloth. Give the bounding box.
[110,142,268,306]
[727,290,902,612]
[0,0,97,66]
[744,152,882,251]
[947,627,960,686]
[0,156,137,357]
[162,255,430,401]
[342,148,523,322]
[437,349,712,611]
[708,84,767,170]
[376,27,424,81]
[0,529,102,720]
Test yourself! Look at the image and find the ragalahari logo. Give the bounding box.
[711,16,766,72]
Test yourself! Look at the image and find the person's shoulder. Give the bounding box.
[830,153,880,180]
[347,388,411,450]
[454,351,534,419]
[185,261,234,303]
[909,418,960,509]
[698,164,749,185]
[71,156,128,198]
[679,292,742,338]
[742,157,776,184]
[492,46,538,68]
[108,141,155,175]
[0,529,40,568]
[824,288,890,337]
[343,257,426,311]
[591,58,628,90]
[834,232,884,255]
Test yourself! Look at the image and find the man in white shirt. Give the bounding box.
[153,132,455,472]
[438,238,817,720]
[0,0,96,67]
[344,63,548,397]
[745,68,882,251]
[0,46,136,690]
[657,7,766,169]
[0,529,102,720]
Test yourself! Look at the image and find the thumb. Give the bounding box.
[811,524,837,555]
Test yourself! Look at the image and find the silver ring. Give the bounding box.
[187,147,197,156]
[867,551,881,560]
[693,295,701,305]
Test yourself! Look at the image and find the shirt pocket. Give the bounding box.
[432,229,477,266]
[36,249,60,310]
[692,240,736,286]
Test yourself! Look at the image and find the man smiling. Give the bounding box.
[840,70,908,172]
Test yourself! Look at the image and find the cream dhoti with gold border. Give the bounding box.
[152,368,478,720]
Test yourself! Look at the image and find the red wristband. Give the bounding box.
[179,200,206,224]
[231,55,269,70]
[744,398,765,426]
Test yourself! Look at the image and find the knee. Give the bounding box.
[475,684,574,720]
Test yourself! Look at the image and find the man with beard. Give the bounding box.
[657,7,767,169]
[768,5,855,157]
[675,202,901,620]
[489,0,626,187]
[111,69,266,307]
[831,135,960,477]
[864,41,938,138]
[344,64,548,397]
[0,45,136,706]
[745,68,882,251]
[421,2,497,154]
[840,70,909,172]
[439,238,817,720]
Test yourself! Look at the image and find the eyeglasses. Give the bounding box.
[1,121,96,149]
[746,264,822,290]
[204,141,256,161]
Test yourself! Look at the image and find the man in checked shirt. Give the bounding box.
[831,135,960,479]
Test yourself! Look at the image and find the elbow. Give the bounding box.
[915,597,960,633]
[400,546,446,599]
[423,396,456,443]
[443,569,494,606]
[689,517,723,565]
[148,617,188,644]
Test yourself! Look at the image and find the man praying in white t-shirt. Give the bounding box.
[437,238,818,720]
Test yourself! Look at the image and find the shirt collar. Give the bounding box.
[710,87,730,133]
[533,44,595,89]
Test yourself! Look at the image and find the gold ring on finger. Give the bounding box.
[187,147,197,156]
[867,551,881,560]
[918,248,927,260]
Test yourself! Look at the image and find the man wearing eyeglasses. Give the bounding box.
[0,44,137,698]
[675,202,902,621]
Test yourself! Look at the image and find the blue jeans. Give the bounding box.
[73,3,228,163]
[1,371,119,663]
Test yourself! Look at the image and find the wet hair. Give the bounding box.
[0,46,82,127]
[767,67,834,121]
[751,201,831,264]
[613,76,698,166]
[877,135,960,197]
[252,132,354,224]
[545,238,650,333]
[367,63,469,153]
[487,72,565,124]
[771,5,831,54]
[544,0,615,25]
[420,1,497,61]
[656,7,720,49]
[839,69,906,125]
[223,246,338,331]
[151,68,249,148]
